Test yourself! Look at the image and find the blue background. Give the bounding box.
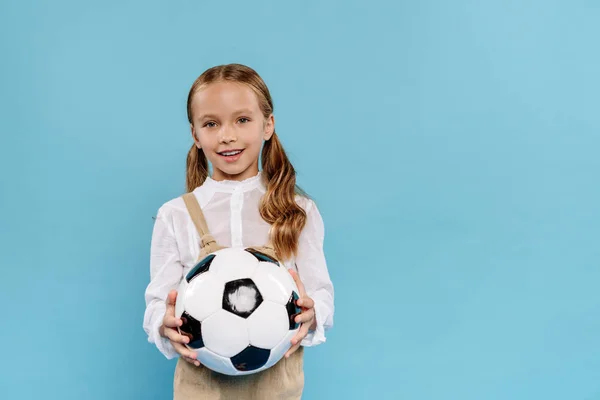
[1,0,599,399]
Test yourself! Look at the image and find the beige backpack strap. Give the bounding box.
[182,193,220,254]
[262,241,277,259]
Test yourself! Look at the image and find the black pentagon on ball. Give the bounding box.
[286,291,302,330]
[245,248,280,266]
[179,311,204,349]
[186,254,216,282]
[231,345,271,372]
[222,278,263,319]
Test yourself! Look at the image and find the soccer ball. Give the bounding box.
[175,247,302,376]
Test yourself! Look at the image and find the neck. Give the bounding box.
[211,168,260,182]
[211,161,260,182]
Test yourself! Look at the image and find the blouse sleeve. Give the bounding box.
[295,199,335,347]
[142,205,184,359]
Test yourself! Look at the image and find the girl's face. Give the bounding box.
[190,81,274,182]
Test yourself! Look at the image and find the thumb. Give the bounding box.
[166,290,178,307]
[288,269,306,295]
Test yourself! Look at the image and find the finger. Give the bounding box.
[183,356,201,367]
[165,290,178,314]
[294,309,315,324]
[172,341,197,360]
[166,290,177,306]
[163,314,182,328]
[288,269,306,296]
[296,296,314,309]
[285,342,301,359]
[164,327,190,345]
[291,323,310,346]
[299,322,310,338]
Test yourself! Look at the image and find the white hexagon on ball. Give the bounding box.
[196,347,239,376]
[209,248,259,283]
[264,329,297,369]
[202,309,250,358]
[247,301,290,349]
[251,261,297,305]
[182,271,224,321]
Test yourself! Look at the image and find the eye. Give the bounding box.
[238,117,250,124]
[204,121,217,128]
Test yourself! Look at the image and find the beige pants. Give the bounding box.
[173,347,304,400]
[174,193,305,399]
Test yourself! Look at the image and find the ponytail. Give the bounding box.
[260,132,307,260]
[186,144,209,192]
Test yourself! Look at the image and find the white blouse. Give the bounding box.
[142,172,335,359]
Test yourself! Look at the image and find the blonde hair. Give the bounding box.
[185,64,308,260]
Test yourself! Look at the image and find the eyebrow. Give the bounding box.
[198,109,254,121]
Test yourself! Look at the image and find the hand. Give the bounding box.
[160,289,201,367]
[285,269,316,358]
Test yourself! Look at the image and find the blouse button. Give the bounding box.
[231,191,242,208]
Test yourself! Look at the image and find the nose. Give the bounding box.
[218,126,237,144]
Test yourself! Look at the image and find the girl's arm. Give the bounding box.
[142,205,184,359]
[295,199,335,347]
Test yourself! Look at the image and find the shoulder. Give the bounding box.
[294,195,325,242]
[156,196,185,217]
[294,194,324,229]
[295,194,317,214]
[156,184,214,219]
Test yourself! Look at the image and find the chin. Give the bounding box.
[215,164,254,179]
[219,164,247,175]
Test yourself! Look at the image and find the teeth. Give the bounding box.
[221,150,241,156]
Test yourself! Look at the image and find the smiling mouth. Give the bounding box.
[218,149,244,156]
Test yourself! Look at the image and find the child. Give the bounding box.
[143,63,334,399]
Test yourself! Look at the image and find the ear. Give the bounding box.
[190,124,201,148]
[263,114,275,141]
